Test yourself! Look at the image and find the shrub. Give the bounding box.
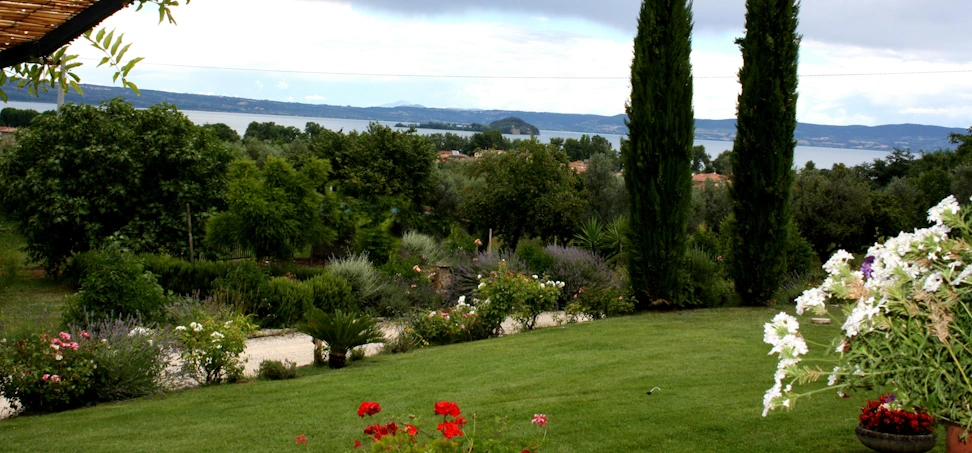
[256,277,314,328]
[408,297,483,345]
[307,273,357,313]
[564,285,634,320]
[268,262,328,281]
[372,276,443,318]
[515,238,554,276]
[63,244,171,326]
[258,359,299,380]
[354,220,397,266]
[544,245,615,307]
[142,255,242,297]
[0,244,16,295]
[681,246,734,308]
[449,251,528,302]
[474,262,564,333]
[298,309,384,369]
[84,319,172,402]
[399,231,445,265]
[0,329,98,414]
[328,253,385,305]
[214,259,269,316]
[174,312,254,385]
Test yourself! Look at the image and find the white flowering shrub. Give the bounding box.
[762,196,972,429]
[474,262,564,334]
[174,314,254,384]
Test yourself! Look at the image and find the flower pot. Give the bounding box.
[947,423,972,453]
[855,425,936,453]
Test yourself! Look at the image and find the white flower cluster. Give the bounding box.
[761,312,806,416]
[189,322,203,332]
[539,280,565,289]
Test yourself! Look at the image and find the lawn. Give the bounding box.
[0,219,72,335]
[1,307,943,452]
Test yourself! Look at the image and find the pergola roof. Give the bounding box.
[0,0,128,68]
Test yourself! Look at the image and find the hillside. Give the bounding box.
[4,83,966,151]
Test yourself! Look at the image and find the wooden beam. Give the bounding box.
[0,0,128,69]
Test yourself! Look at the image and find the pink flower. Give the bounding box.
[50,375,61,383]
[578,288,584,294]
[460,324,465,329]
[618,296,624,301]
[413,265,422,273]
[472,258,478,262]
[429,311,437,318]
[69,342,79,351]
[441,312,450,319]
[80,330,90,339]
[410,284,417,288]
[474,238,483,246]
[59,332,71,341]
[531,414,548,427]
[42,374,50,381]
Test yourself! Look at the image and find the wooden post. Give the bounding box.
[488,228,493,254]
[186,203,194,264]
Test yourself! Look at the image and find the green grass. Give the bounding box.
[2,307,944,452]
[0,218,73,335]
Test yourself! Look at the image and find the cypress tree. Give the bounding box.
[622,0,695,308]
[727,0,801,305]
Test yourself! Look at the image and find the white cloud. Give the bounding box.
[254,80,264,90]
[277,81,290,90]
[305,94,327,101]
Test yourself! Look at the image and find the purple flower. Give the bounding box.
[861,256,875,280]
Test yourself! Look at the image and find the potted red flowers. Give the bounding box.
[856,394,936,453]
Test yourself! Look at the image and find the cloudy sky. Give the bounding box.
[65,0,972,128]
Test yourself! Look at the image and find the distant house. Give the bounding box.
[436,150,471,162]
[569,161,588,174]
[0,127,17,135]
[692,173,729,188]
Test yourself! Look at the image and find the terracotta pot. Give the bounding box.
[855,425,936,453]
[947,423,972,453]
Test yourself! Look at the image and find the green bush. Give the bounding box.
[268,262,328,281]
[173,312,255,384]
[258,359,299,380]
[63,244,171,325]
[86,319,172,402]
[399,231,445,265]
[681,246,735,308]
[141,255,234,297]
[408,300,482,346]
[328,253,385,305]
[354,220,397,266]
[474,262,563,334]
[372,276,443,318]
[256,278,314,328]
[307,273,357,313]
[515,238,554,276]
[298,309,384,369]
[564,285,634,320]
[0,329,98,414]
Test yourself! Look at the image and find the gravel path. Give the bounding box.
[2,311,580,420]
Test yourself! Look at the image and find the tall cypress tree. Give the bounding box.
[622,0,695,308]
[727,0,801,305]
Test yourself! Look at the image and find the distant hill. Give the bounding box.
[488,117,539,135]
[4,83,966,151]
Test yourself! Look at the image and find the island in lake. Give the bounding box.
[396,116,540,135]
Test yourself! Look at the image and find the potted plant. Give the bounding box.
[761,196,972,452]
[855,393,935,453]
[298,309,384,369]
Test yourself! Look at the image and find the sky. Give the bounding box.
[64,0,972,128]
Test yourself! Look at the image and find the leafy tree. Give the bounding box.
[622,0,695,306]
[308,123,438,207]
[466,129,511,153]
[582,153,627,222]
[461,139,583,250]
[0,99,232,274]
[726,0,801,305]
[712,149,733,176]
[201,123,241,142]
[0,107,39,127]
[791,165,872,261]
[688,181,731,233]
[205,157,336,260]
[691,145,714,173]
[244,121,303,144]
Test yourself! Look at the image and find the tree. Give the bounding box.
[622,0,695,307]
[461,139,583,250]
[244,121,303,144]
[205,157,336,260]
[726,0,801,305]
[791,165,872,261]
[582,153,627,223]
[691,145,713,173]
[712,149,733,176]
[201,123,241,142]
[0,107,39,127]
[0,99,232,274]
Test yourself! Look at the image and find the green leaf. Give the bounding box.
[0,88,8,103]
[103,30,114,49]
[69,81,82,95]
[110,33,123,56]
[112,72,119,83]
[98,57,110,67]
[126,81,140,95]
[116,43,132,63]
[95,28,106,43]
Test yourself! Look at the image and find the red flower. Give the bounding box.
[405,424,418,436]
[295,434,308,445]
[353,439,362,449]
[455,416,467,426]
[385,422,399,436]
[357,401,382,418]
[437,421,464,439]
[434,401,461,417]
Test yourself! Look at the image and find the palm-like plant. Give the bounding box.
[298,309,385,369]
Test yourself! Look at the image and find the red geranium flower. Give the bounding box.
[357,401,382,418]
[437,421,464,439]
[434,401,461,417]
[455,416,467,426]
[353,439,362,449]
[405,424,418,436]
[295,434,307,445]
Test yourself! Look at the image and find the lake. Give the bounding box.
[5,101,890,169]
